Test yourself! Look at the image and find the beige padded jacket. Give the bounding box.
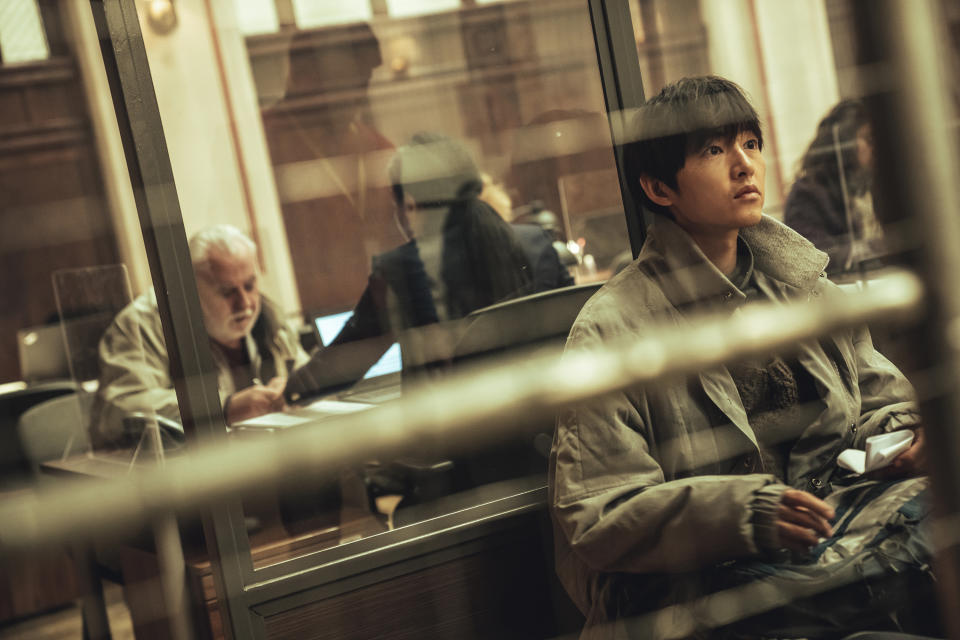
[549,215,919,639]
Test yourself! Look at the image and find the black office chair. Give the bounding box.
[444,282,604,490]
[452,282,603,369]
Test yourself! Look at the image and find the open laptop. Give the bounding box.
[18,324,71,382]
[312,310,402,404]
[234,311,403,432]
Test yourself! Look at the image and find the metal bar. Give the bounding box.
[71,542,112,640]
[89,1,255,637]
[153,513,194,640]
[588,0,648,257]
[0,272,924,556]
[851,1,960,636]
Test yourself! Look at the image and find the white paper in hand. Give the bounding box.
[837,430,915,475]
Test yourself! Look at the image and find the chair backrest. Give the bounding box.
[17,393,92,476]
[51,265,132,383]
[452,282,604,368]
[443,282,604,491]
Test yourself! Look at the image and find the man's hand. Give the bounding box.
[874,427,926,479]
[776,489,835,552]
[225,377,286,425]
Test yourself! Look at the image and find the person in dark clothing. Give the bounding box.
[285,133,533,401]
[480,172,574,292]
[783,100,887,275]
[510,223,575,291]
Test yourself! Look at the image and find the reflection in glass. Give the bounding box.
[237,0,630,560]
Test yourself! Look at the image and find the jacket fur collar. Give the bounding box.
[637,214,829,314]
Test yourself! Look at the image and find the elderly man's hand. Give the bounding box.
[776,489,835,552]
[225,377,286,425]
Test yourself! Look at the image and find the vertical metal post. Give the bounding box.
[588,0,649,257]
[852,0,960,636]
[72,543,112,640]
[153,513,195,640]
[89,1,257,637]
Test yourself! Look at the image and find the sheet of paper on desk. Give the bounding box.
[837,430,914,475]
[232,400,374,431]
[302,399,374,415]
[234,412,315,429]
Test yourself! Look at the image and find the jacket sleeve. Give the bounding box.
[92,308,181,445]
[851,324,921,446]
[550,320,785,575]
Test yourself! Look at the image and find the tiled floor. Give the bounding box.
[0,582,133,640]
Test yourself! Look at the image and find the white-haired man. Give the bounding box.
[92,225,308,447]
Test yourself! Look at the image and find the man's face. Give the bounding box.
[195,246,261,349]
[663,129,765,238]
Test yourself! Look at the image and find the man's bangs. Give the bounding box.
[680,88,762,153]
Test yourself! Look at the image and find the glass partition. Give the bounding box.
[16,2,638,635]
[159,0,635,568]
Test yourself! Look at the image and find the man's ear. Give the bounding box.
[637,175,674,208]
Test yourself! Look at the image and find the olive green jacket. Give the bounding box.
[548,214,919,638]
[91,291,308,447]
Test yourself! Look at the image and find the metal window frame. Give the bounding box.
[89,0,648,637]
[589,0,649,256]
[90,1,256,636]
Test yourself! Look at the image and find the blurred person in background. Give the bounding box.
[480,172,574,292]
[92,225,308,447]
[550,76,936,639]
[783,100,888,276]
[285,132,533,401]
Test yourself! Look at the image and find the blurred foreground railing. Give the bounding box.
[0,270,926,555]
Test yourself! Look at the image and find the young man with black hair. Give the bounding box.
[549,76,934,639]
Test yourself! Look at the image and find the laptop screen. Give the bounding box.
[312,311,402,380]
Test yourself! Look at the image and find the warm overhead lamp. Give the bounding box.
[146,0,178,34]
